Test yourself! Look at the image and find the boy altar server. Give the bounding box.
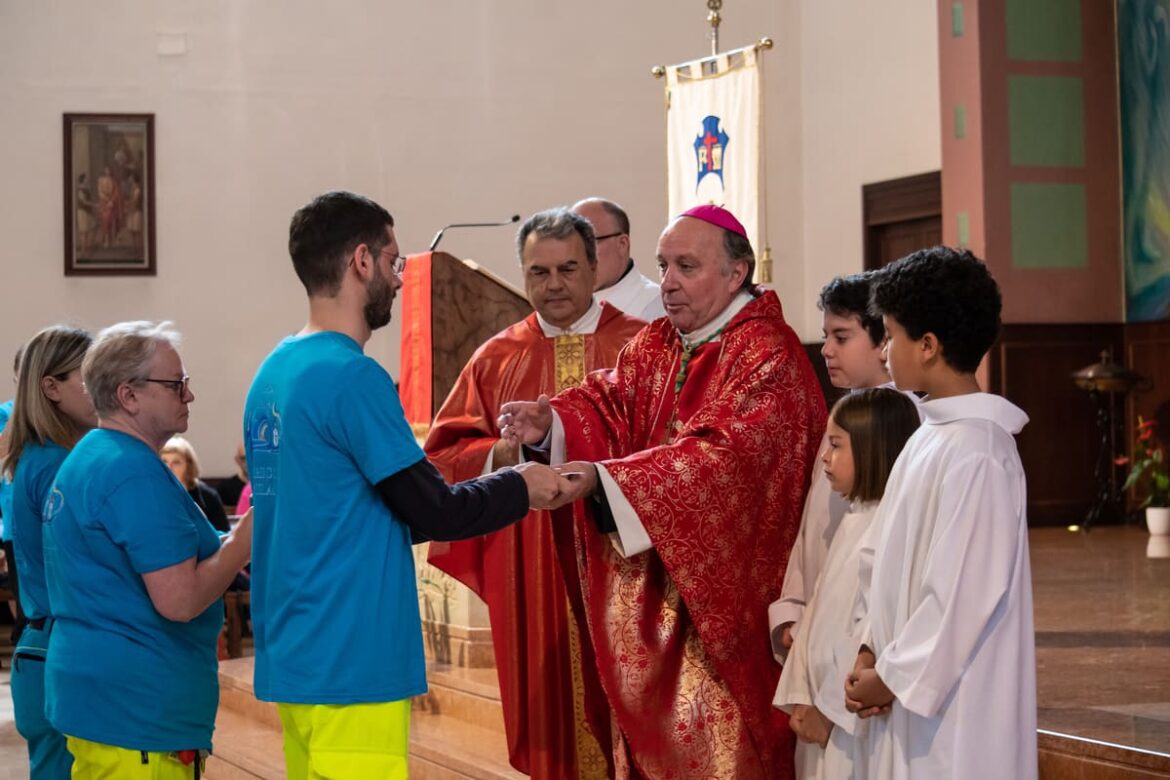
[769,272,895,660]
[845,247,1037,779]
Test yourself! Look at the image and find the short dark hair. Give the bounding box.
[517,208,597,266]
[831,387,920,503]
[288,191,394,296]
[722,231,756,291]
[870,246,1001,374]
[819,272,884,346]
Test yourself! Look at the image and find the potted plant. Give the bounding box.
[1118,416,1170,534]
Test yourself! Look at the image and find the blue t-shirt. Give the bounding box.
[44,428,223,751]
[0,398,14,542]
[245,331,426,704]
[11,440,69,621]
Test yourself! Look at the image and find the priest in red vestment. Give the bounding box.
[426,208,647,779]
[500,206,826,779]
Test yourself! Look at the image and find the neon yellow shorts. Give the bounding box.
[278,699,410,780]
[65,735,202,779]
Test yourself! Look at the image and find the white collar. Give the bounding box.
[919,392,1028,434]
[536,298,603,337]
[679,290,754,348]
[600,263,641,296]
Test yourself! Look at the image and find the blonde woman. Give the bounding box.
[3,325,96,779]
[161,436,230,533]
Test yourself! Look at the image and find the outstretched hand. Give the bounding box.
[498,394,554,448]
[545,461,599,509]
[514,462,575,510]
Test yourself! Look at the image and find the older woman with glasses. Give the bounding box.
[42,321,252,779]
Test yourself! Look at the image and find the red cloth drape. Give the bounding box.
[426,304,646,778]
[551,289,826,779]
[398,251,434,427]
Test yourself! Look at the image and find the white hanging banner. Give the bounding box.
[665,46,762,261]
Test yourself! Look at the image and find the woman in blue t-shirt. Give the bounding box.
[42,321,253,778]
[3,324,96,779]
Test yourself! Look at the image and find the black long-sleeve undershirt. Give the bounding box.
[375,457,529,543]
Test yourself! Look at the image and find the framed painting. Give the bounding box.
[63,113,155,276]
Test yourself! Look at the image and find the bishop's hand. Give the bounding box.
[546,461,599,509]
[498,394,553,448]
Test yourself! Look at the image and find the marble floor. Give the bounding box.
[0,525,1166,774]
[1032,525,1170,758]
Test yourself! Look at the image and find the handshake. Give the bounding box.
[512,461,599,510]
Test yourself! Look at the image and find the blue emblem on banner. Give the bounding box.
[694,115,730,190]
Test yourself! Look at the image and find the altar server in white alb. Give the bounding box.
[768,272,901,663]
[774,387,920,779]
[844,246,1037,780]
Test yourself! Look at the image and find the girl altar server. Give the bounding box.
[774,387,920,779]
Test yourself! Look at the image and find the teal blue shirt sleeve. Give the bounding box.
[328,358,425,485]
[102,474,199,574]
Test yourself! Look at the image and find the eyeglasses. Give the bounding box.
[140,375,191,397]
[594,232,625,242]
[377,247,408,276]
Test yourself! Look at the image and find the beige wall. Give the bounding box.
[796,0,941,335]
[0,0,935,474]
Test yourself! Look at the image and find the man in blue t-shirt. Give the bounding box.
[245,191,570,779]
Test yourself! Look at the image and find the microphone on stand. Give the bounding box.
[429,214,521,252]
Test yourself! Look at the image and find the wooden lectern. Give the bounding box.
[399,251,531,436]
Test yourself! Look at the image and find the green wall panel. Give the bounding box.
[1006,0,1082,62]
[1010,182,1088,269]
[1009,75,1085,167]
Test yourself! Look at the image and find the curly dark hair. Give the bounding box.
[818,272,884,346]
[870,246,1001,374]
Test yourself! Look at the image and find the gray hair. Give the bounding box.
[83,320,182,416]
[722,230,756,291]
[516,208,597,266]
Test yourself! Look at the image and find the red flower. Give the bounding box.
[1115,456,1131,466]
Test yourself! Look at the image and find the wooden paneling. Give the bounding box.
[988,323,1124,525]
[1124,321,1170,487]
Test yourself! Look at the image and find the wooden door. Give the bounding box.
[863,171,942,270]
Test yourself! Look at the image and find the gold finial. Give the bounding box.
[757,36,774,51]
[651,65,666,78]
[707,0,722,56]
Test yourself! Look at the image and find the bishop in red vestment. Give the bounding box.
[501,206,826,779]
[427,208,646,778]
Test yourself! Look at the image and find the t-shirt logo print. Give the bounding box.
[43,487,65,524]
[246,389,282,498]
[694,115,730,191]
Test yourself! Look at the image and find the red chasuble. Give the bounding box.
[551,289,826,779]
[426,302,646,779]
